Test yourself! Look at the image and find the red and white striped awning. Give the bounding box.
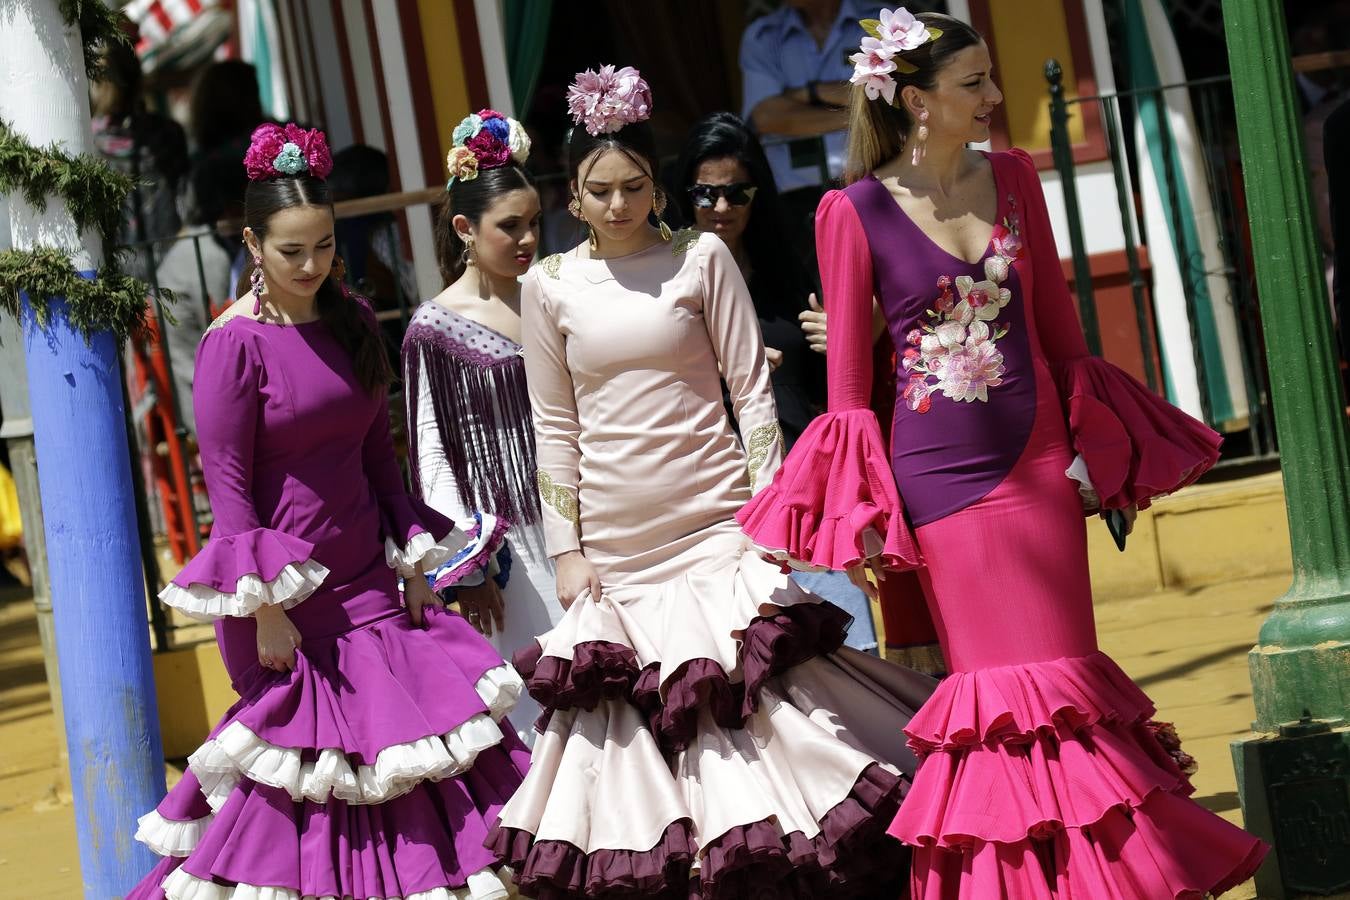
[123,0,232,73]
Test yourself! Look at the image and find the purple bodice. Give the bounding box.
[842,171,1037,527]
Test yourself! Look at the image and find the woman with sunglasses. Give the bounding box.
[675,112,882,659]
[675,112,820,448]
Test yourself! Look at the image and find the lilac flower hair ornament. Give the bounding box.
[566,64,653,136]
[446,109,531,187]
[849,7,943,104]
[243,123,334,181]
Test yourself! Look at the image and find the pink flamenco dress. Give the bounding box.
[125,303,529,900]
[739,149,1269,898]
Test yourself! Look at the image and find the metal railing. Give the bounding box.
[1045,59,1279,464]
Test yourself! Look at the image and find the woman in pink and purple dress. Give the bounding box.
[740,10,1268,898]
[125,124,528,900]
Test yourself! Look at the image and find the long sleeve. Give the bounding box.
[738,191,921,571]
[157,325,328,620]
[698,235,782,493]
[407,352,498,590]
[1007,148,1221,509]
[521,270,583,558]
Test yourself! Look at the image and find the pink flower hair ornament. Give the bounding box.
[446,109,530,187]
[849,7,942,104]
[566,64,653,136]
[243,123,333,181]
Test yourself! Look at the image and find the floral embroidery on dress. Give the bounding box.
[536,469,579,527]
[671,228,701,255]
[902,196,1022,413]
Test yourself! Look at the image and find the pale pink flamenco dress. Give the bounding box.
[740,149,1268,897]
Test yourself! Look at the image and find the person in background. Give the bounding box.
[675,111,881,657]
[187,59,268,160]
[89,22,189,262]
[151,148,250,432]
[739,0,885,261]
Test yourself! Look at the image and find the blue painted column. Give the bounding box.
[1,1,165,894]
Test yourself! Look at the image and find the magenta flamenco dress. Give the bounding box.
[125,305,528,900]
[739,149,1268,897]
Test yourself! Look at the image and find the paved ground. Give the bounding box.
[0,574,1286,898]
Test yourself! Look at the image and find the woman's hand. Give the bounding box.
[555,550,602,610]
[765,346,784,370]
[255,604,302,672]
[458,579,505,636]
[799,293,827,355]
[404,570,445,627]
[845,557,887,602]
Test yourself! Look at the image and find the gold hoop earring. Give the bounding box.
[588,224,599,252]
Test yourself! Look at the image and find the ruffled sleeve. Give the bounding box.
[158,322,329,621]
[1008,149,1222,509]
[737,191,923,571]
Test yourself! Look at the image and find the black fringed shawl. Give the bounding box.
[403,305,540,528]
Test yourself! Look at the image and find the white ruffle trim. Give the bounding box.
[187,665,522,811]
[134,808,214,857]
[747,526,885,574]
[1065,453,1101,510]
[385,529,468,578]
[158,560,330,622]
[161,864,518,900]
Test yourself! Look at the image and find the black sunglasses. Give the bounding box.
[688,182,759,208]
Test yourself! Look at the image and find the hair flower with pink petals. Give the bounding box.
[850,7,943,105]
[243,122,334,181]
[566,64,653,136]
[445,108,530,187]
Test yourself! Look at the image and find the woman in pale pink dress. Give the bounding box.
[740,9,1267,897]
[486,65,935,898]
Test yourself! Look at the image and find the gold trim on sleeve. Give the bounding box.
[539,253,564,279]
[536,470,579,527]
[672,228,700,255]
[745,422,784,492]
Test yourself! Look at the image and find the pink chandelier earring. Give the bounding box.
[250,255,266,315]
[911,109,930,166]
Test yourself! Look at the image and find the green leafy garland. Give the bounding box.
[0,7,159,343]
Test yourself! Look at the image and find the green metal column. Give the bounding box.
[1224,0,1350,729]
[1225,0,1350,893]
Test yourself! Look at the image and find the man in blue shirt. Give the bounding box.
[740,0,884,197]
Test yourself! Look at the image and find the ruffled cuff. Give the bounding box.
[158,529,329,621]
[398,512,511,591]
[379,493,461,576]
[736,409,922,572]
[1054,357,1222,510]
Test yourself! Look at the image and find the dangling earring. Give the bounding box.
[461,237,476,266]
[911,109,930,166]
[587,223,599,252]
[568,196,583,219]
[250,255,265,315]
[653,189,673,241]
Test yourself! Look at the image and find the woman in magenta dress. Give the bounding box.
[125,124,528,900]
[740,10,1268,897]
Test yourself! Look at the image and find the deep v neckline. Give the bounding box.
[866,151,1005,268]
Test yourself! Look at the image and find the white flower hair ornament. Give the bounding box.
[445,109,531,187]
[849,7,943,104]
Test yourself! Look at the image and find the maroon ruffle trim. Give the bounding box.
[486,819,697,900]
[738,601,852,718]
[487,763,910,900]
[519,602,853,751]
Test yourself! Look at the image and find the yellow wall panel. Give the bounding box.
[417,0,471,168]
[987,0,1085,152]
